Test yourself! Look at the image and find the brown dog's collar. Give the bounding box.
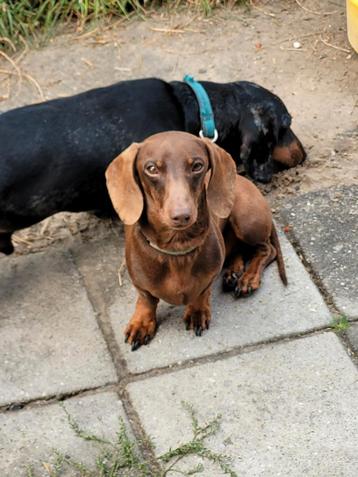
[140,230,198,256]
[147,240,198,256]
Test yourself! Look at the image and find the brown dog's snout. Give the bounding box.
[163,175,198,229]
[165,193,197,229]
[170,207,192,227]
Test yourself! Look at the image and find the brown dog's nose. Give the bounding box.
[171,210,192,227]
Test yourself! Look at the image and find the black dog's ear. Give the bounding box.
[239,135,253,166]
[270,109,292,143]
[281,112,292,129]
[238,110,257,166]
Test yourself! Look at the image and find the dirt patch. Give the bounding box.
[1,0,357,254]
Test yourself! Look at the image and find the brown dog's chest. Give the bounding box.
[150,263,209,305]
[126,225,225,306]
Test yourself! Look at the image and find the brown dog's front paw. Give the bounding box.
[124,316,157,351]
[183,308,211,337]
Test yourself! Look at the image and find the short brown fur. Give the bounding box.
[106,131,287,350]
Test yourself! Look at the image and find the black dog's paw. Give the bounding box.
[0,234,14,255]
[222,271,240,292]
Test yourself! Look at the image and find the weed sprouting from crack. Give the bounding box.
[330,315,350,332]
[26,401,237,477]
[158,401,237,476]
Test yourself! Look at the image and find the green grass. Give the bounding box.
[0,1,248,51]
[330,315,350,332]
[26,401,237,477]
[0,0,143,49]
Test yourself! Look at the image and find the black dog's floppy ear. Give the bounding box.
[268,105,291,144]
[105,143,143,225]
[202,139,237,218]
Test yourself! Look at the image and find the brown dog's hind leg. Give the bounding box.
[222,224,245,292]
[183,288,211,337]
[235,242,276,297]
[124,292,158,351]
[223,174,282,297]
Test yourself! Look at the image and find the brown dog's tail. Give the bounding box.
[270,223,288,286]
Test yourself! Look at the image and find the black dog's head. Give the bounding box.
[238,102,289,182]
[221,84,307,183]
[172,79,306,183]
[238,102,306,183]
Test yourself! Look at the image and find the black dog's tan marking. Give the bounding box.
[0,78,305,254]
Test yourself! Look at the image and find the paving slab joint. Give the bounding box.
[3,325,357,415]
[118,327,341,387]
[1,329,338,414]
[339,332,358,370]
[119,388,163,476]
[278,223,341,315]
[68,248,130,380]
[0,383,118,415]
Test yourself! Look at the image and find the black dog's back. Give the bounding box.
[0,79,184,231]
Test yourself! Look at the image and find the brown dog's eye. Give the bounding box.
[192,161,204,173]
[145,163,159,176]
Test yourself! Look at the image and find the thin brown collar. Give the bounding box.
[140,230,198,256]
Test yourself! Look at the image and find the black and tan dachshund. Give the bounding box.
[0,78,305,254]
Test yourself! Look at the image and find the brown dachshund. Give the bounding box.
[106,131,287,351]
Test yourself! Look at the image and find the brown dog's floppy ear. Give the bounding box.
[105,143,143,225]
[202,139,237,218]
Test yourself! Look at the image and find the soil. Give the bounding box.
[0,0,357,254]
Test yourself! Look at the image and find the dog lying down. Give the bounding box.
[0,77,305,255]
[106,131,287,351]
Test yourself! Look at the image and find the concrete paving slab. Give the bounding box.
[280,185,358,318]
[0,391,126,477]
[0,249,117,406]
[69,226,125,315]
[105,233,331,373]
[347,322,358,354]
[127,333,358,477]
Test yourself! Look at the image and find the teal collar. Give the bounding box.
[183,74,218,142]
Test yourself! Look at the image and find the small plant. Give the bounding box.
[330,315,349,332]
[158,401,237,476]
[26,401,238,476]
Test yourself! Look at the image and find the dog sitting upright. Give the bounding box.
[106,131,287,351]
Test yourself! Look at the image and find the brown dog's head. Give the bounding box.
[105,131,237,229]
